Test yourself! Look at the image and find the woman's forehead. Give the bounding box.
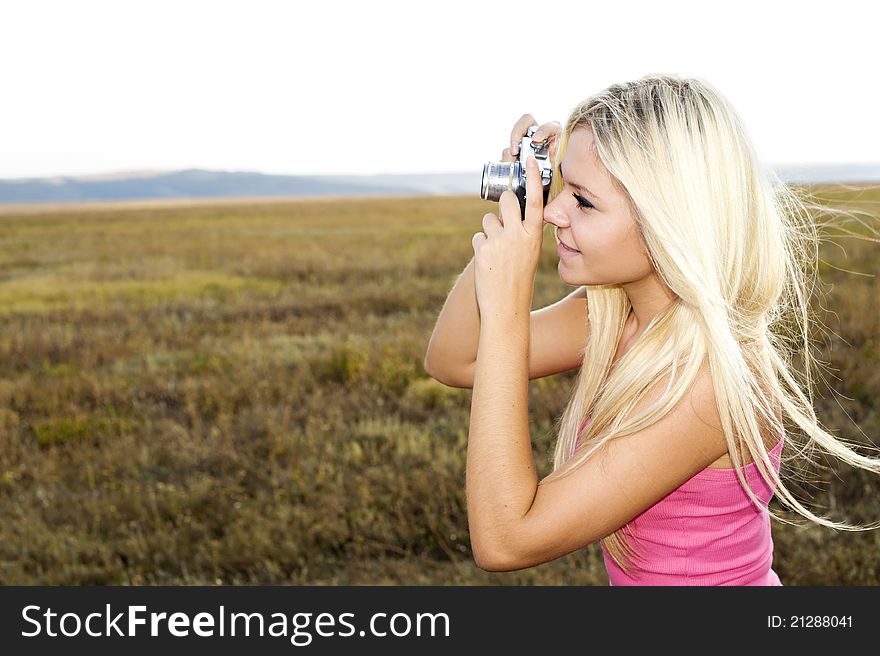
[564,128,601,169]
[563,127,611,195]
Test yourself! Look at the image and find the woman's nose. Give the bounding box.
[542,196,570,228]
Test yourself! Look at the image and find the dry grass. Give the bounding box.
[0,187,878,585]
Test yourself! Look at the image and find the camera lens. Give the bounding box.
[480,161,520,202]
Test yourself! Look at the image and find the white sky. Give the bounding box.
[1,0,877,179]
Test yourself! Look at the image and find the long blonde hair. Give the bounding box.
[538,73,880,578]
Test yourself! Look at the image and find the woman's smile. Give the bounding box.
[557,241,581,257]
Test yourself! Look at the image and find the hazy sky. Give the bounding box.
[1,0,878,179]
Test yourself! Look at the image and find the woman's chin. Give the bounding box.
[559,259,596,286]
[557,262,580,285]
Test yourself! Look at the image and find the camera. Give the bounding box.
[480,125,553,219]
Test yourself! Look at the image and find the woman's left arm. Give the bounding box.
[466,155,545,569]
[466,301,538,570]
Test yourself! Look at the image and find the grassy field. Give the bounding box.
[0,187,878,585]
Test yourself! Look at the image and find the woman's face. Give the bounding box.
[544,126,655,286]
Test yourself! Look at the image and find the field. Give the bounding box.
[0,187,878,585]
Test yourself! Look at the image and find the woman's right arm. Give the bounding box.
[423,258,589,388]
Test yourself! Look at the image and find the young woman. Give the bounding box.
[424,73,880,585]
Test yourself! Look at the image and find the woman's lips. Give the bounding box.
[557,241,580,258]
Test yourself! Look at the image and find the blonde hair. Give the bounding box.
[538,73,880,578]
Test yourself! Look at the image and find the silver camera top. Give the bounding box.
[523,125,551,164]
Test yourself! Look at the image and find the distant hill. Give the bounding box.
[0,164,878,204]
[0,169,476,204]
[769,162,880,184]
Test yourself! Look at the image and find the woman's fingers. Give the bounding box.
[532,120,562,160]
[531,120,562,144]
[509,113,538,155]
[508,116,562,159]
[483,211,503,232]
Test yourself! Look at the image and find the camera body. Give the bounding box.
[480,125,553,219]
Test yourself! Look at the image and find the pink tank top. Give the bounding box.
[575,415,784,586]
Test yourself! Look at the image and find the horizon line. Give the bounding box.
[4,161,880,183]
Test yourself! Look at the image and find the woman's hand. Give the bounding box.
[501,113,562,164]
[471,155,545,316]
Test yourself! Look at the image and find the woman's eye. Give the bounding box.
[572,193,593,210]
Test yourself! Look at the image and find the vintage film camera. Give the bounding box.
[480,125,553,219]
